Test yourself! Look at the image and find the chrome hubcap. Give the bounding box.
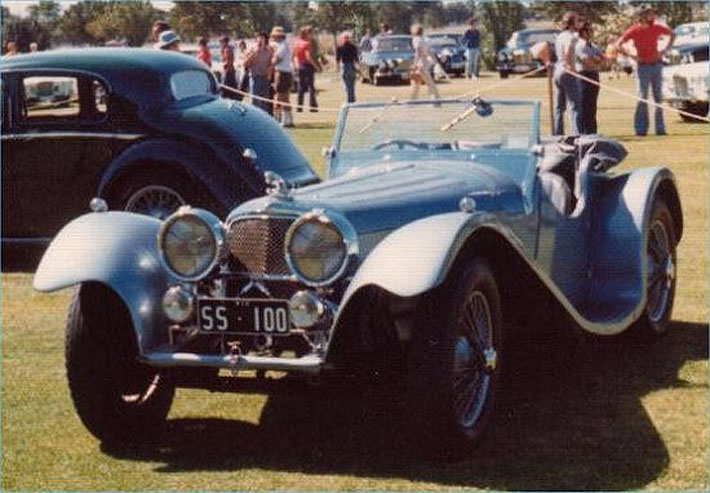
[647,219,674,324]
[125,185,186,220]
[454,290,495,429]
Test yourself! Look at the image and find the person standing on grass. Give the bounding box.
[359,28,373,53]
[270,26,294,127]
[576,22,604,134]
[616,5,675,136]
[244,32,275,114]
[293,26,319,112]
[462,17,481,79]
[219,36,240,100]
[553,11,583,135]
[410,24,440,101]
[196,37,212,67]
[337,31,359,104]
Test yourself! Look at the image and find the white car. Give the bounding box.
[673,21,710,46]
[662,60,709,121]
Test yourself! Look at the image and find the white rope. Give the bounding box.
[220,83,342,112]
[454,64,548,99]
[564,67,710,124]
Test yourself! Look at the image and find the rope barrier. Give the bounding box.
[564,67,710,124]
[220,83,342,112]
[454,64,548,99]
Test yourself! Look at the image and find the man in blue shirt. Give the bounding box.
[463,17,481,79]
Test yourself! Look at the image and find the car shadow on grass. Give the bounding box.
[102,320,707,490]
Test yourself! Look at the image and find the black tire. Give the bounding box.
[109,168,202,220]
[499,70,509,79]
[629,199,677,340]
[66,282,175,444]
[679,102,708,123]
[407,258,504,459]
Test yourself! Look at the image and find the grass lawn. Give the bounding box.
[2,70,708,490]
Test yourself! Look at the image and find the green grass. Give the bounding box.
[3,71,708,490]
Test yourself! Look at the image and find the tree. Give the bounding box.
[59,2,113,46]
[3,8,53,52]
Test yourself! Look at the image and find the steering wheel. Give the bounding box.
[372,139,428,151]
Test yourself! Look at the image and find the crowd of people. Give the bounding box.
[552,5,674,136]
[5,7,684,135]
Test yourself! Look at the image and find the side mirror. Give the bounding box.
[242,148,258,161]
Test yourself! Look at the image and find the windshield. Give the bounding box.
[429,37,458,47]
[375,37,412,52]
[519,31,558,45]
[337,99,538,154]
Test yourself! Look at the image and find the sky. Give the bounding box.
[3,0,175,17]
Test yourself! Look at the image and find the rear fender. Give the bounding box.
[34,211,172,353]
[98,138,259,213]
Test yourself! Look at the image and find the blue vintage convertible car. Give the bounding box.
[34,98,682,456]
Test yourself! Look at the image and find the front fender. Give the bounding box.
[34,211,172,353]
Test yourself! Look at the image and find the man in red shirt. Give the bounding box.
[293,26,320,112]
[616,5,675,135]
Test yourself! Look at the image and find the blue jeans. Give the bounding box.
[465,48,480,78]
[341,62,356,103]
[553,67,583,135]
[249,74,271,113]
[298,63,317,111]
[635,62,665,135]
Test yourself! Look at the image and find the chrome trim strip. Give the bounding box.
[141,351,322,374]
[1,132,145,140]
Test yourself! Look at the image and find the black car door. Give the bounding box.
[2,71,117,239]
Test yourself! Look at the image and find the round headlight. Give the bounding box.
[285,211,357,287]
[158,207,224,281]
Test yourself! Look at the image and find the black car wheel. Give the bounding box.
[498,70,510,79]
[111,170,199,220]
[66,282,175,443]
[631,198,677,339]
[407,258,503,458]
[679,102,709,123]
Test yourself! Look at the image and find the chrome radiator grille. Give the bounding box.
[226,216,294,276]
[673,75,688,97]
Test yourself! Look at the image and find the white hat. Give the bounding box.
[155,30,180,50]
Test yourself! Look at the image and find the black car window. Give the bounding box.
[20,74,108,124]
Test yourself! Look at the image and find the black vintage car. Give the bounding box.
[428,33,467,76]
[496,28,560,78]
[1,48,318,264]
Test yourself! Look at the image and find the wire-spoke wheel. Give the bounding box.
[124,185,186,220]
[632,199,677,339]
[407,258,503,459]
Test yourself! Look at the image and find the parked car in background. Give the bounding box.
[1,48,318,264]
[663,40,709,66]
[360,35,414,85]
[35,98,682,457]
[673,21,710,46]
[496,28,560,78]
[428,33,466,76]
[662,60,709,121]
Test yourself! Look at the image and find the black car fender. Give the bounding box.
[98,137,263,214]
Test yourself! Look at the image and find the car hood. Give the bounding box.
[144,97,319,187]
[230,160,524,235]
[366,50,415,61]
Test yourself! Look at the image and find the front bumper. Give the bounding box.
[497,61,544,73]
[142,351,323,374]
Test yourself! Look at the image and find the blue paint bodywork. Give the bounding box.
[34,98,683,372]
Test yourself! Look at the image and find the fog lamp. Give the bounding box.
[288,290,325,328]
[162,285,195,323]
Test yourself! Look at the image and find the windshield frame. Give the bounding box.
[332,98,541,156]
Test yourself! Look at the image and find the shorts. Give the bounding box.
[275,71,293,94]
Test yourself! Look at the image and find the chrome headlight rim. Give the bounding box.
[158,206,225,282]
[284,209,358,288]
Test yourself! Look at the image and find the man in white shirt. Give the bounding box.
[270,26,294,127]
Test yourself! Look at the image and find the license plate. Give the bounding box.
[197,298,290,334]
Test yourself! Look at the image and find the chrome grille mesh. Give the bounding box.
[226,216,294,275]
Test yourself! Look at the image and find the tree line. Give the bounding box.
[2,1,702,56]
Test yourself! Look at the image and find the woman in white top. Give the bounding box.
[410,24,440,101]
[553,11,583,135]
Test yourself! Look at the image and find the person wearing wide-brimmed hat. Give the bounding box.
[155,30,180,51]
[616,5,675,135]
[270,26,294,126]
